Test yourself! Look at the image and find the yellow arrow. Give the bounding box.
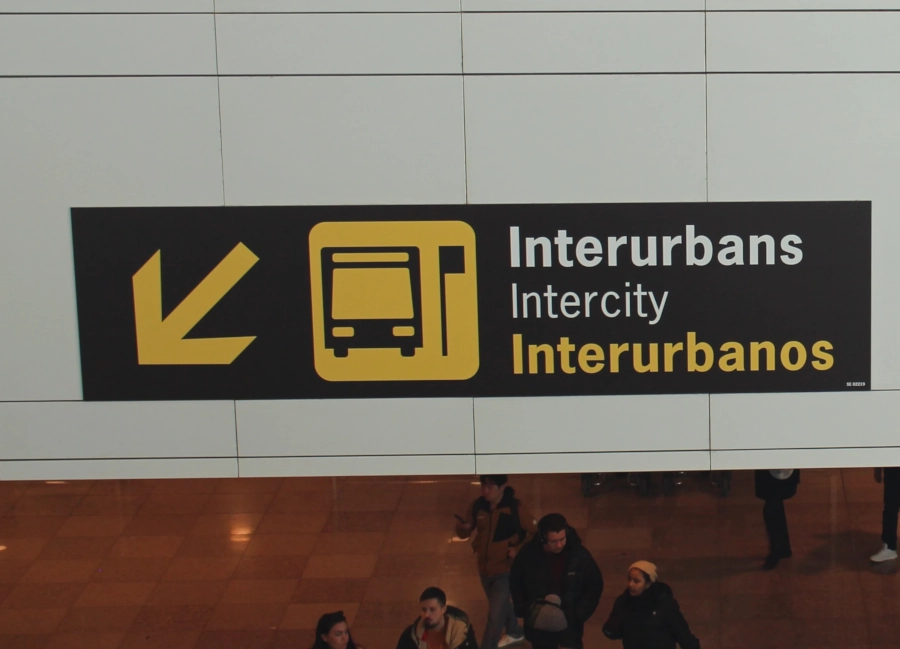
[132,243,259,365]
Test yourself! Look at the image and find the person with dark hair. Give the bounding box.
[509,513,604,649]
[602,561,700,649]
[397,586,479,649]
[456,475,537,649]
[755,469,800,570]
[312,611,362,649]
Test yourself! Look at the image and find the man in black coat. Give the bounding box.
[509,513,603,649]
[755,469,800,570]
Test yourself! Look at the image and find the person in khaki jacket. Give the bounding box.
[396,587,478,649]
[455,475,538,649]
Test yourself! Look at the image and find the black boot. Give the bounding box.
[762,545,792,570]
[761,553,781,570]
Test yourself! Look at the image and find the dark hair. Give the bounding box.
[419,586,447,608]
[538,513,568,541]
[312,611,357,649]
[480,475,508,487]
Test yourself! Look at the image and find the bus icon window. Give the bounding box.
[322,247,423,358]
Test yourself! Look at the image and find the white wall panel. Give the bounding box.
[708,12,900,72]
[712,448,900,471]
[2,3,899,481]
[707,74,900,389]
[464,75,706,204]
[708,1,900,9]
[475,395,709,454]
[0,459,238,482]
[0,401,237,460]
[462,12,704,74]
[216,13,462,75]
[477,451,709,474]
[236,398,474,457]
[215,0,458,12]
[0,15,216,76]
[711,392,900,451]
[240,456,476,477]
[464,1,703,10]
[219,76,466,206]
[0,0,212,11]
[0,78,225,401]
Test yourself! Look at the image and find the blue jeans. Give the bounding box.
[480,573,523,649]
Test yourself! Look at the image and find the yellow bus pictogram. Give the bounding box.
[309,221,479,382]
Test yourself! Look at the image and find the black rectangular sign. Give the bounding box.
[71,202,871,401]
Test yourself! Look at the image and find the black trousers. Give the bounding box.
[882,467,900,550]
[763,498,791,557]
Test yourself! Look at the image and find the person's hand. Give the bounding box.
[507,546,518,559]
[875,467,883,484]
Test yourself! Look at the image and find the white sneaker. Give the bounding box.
[498,635,525,648]
[870,544,898,562]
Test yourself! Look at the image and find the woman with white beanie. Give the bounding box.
[602,561,700,649]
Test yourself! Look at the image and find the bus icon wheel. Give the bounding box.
[400,347,416,358]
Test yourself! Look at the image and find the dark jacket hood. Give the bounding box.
[644,581,672,600]
[619,581,674,608]
[444,605,470,624]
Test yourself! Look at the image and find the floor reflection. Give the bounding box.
[0,468,896,648]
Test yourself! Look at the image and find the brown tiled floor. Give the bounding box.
[0,469,898,648]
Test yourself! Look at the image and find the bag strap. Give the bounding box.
[535,597,562,609]
[510,497,526,543]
